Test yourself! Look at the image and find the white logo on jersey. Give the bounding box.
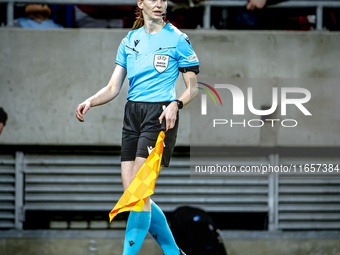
[188,54,197,62]
[154,54,169,73]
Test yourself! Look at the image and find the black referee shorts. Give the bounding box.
[121,100,179,167]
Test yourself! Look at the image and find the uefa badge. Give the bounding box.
[154,54,169,73]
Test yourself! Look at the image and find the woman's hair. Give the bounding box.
[132,6,144,30]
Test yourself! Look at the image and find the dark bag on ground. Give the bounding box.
[169,206,227,255]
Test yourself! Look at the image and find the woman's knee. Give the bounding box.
[121,161,135,190]
[121,158,147,190]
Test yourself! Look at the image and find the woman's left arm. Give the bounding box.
[159,71,198,131]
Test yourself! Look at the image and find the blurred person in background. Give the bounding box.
[168,0,205,28]
[74,5,134,28]
[14,4,63,29]
[170,0,205,8]
[246,0,268,11]
[0,108,8,135]
[235,0,287,29]
[212,0,289,29]
[75,0,199,254]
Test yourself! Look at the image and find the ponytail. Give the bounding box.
[132,7,144,30]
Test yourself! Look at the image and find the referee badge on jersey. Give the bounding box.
[154,54,169,73]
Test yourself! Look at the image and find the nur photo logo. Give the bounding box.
[197,82,312,128]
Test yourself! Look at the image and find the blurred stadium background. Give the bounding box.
[0,0,340,254]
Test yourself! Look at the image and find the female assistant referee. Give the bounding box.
[76,0,199,254]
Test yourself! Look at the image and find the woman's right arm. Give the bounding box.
[75,64,127,122]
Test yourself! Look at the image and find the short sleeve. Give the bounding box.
[176,33,200,74]
[115,37,127,69]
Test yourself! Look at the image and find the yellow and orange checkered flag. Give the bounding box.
[109,131,165,222]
